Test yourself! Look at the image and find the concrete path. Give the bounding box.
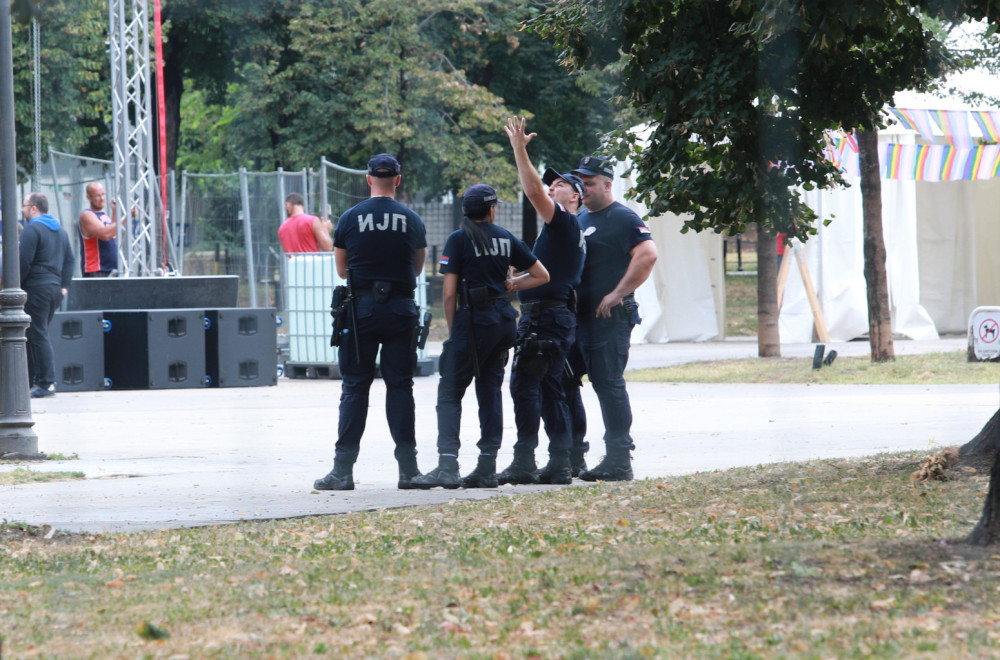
[2,335,994,533]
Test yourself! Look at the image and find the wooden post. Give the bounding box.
[792,245,831,343]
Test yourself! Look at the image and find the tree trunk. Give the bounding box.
[960,408,1000,456]
[858,129,894,362]
[967,445,1000,545]
[757,226,780,357]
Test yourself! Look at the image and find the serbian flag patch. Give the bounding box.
[439,255,450,265]
[638,226,651,235]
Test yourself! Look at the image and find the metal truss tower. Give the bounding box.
[109,0,160,276]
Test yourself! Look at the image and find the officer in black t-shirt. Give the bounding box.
[412,184,550,489]
[313,153,428,492]
[568,155,658,482]
[498,117,586,486]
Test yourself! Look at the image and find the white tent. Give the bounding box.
[609,89,1000,346]
[781,94,1000,342]
[612,161,724,344]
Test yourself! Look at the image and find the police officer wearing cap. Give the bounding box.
[313,153,428,491]
[568,154,657,482]
[498,116,586,485]
[412,183,550,489]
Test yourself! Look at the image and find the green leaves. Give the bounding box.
[529,0,965,241]
[167,0,616,199]
[11,0,111,179]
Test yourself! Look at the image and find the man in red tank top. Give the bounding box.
[278,192,333,253]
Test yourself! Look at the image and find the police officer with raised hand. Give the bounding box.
[313,153,427,491]
[412,184,549,489]
[498,116,585,486]
[569,155,657,482]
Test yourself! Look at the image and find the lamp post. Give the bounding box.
[0,0,39,455]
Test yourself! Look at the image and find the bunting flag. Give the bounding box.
[972,111,1000,144]
[891,107,1000,146]
[843,131,859,153]
[915,145,943,182]
[835,143,1000,181]
[890,107,939,141]
[823,106,1000,181]
[933,109,974,148]
[969,144,1000,180]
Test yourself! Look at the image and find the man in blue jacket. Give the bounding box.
[20,193,75,398]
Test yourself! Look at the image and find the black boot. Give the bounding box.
[579,448,632,482]
[314,459,355,491]
[570,447,588,478]
[461,455,498,489]
[411,456,461,490]
[497,450,537,485]
[536,454,572,485]
[397,455,421,490]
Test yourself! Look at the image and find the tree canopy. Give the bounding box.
[10,0,110,180]
[531,0,952,241]
[164,0,617,199]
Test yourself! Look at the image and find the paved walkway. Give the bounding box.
[2,335,994,533]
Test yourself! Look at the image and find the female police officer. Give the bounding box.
[412,184,549,489]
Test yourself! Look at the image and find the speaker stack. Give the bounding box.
[50,311,106,392]
[49,307,277,391]
[103,309,208,390]
[204,308,278,388]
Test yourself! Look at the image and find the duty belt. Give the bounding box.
[354,288,415,300]
[458,292,505,306]
[519,298,569,314]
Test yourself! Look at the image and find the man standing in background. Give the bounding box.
[278,192,333,253]
[20,193,75,398]
[78,182,120,277]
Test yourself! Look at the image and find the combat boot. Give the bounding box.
[411,456,461,490]
[497,450,537,485]
[314,460,355,491]
[570,447,588,478]
[579,448,633,482]
[397,455,422,490]
[536,454,572,485]
[461,455,498,489]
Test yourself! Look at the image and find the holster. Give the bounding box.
[613,293,638,322]
[330,285,350,347]
[512,331,555,379]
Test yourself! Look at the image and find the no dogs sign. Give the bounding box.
[969,307,1000,361]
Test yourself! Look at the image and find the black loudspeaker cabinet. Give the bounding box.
[204,308,278,387]
[49,311,106,391]
[103,310,207,390]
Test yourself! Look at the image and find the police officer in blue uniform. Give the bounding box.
[314,153,427,491]
[412,184,549,489]
[569,155,658,482]
[498,117,586,485]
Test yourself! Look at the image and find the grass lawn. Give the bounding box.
[6,270,998,657]
[1,452,997,658]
